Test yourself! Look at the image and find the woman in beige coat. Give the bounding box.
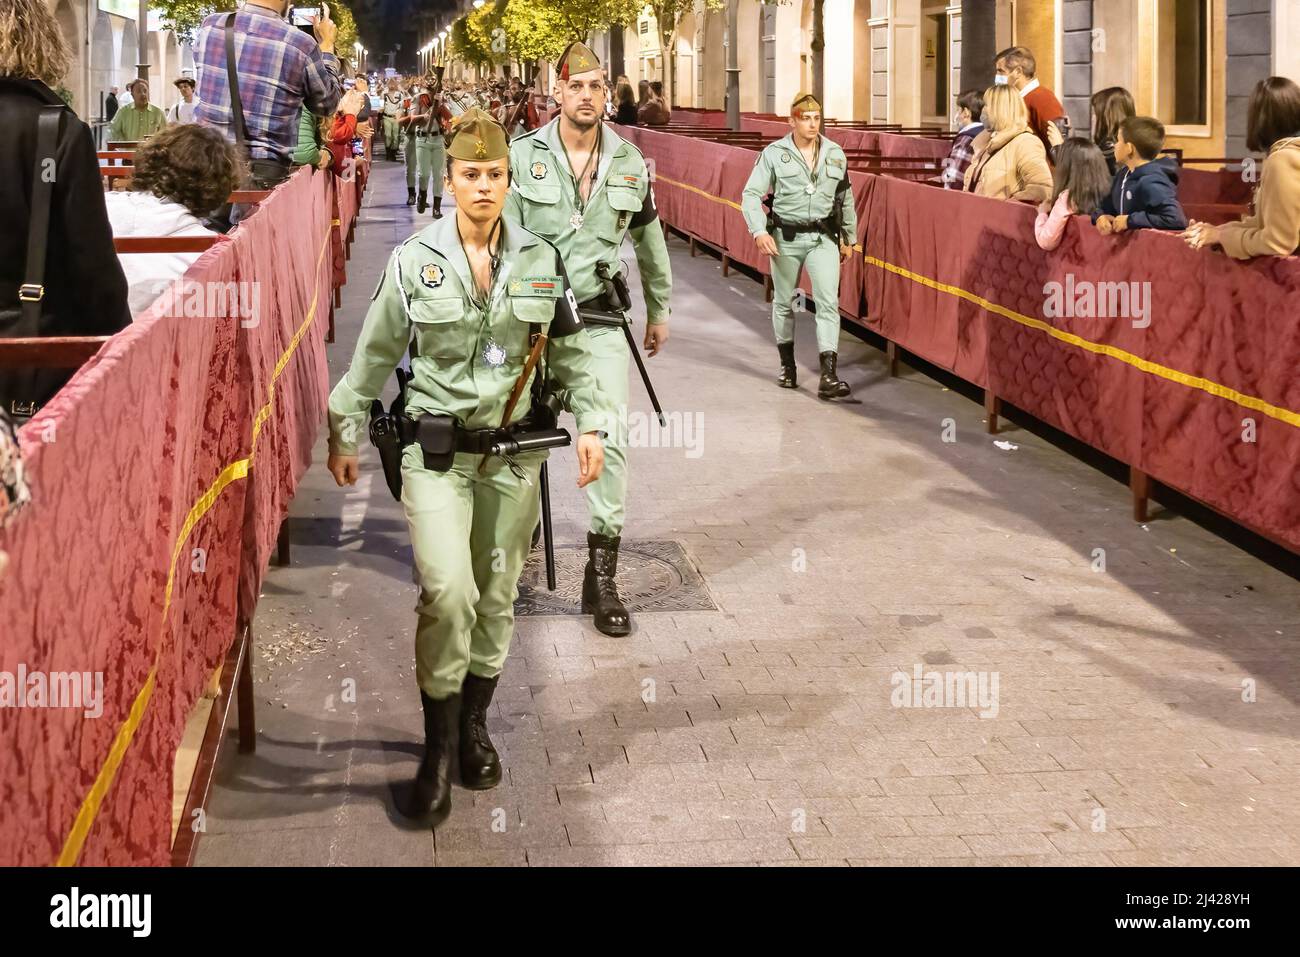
[1184,77,1300,258]
[964,85,1053,203]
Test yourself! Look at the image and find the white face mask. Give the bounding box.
[994,74,1009,86]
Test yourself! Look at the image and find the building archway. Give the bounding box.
[53,0,81,111]
[799,0,814,96]
[700,8,725,110]
[675,10,696,108]
[92,12,115,117]
[120,19,139,88]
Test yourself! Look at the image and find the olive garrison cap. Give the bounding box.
[557,41,600,81]
[790,92,821,116]
[446,107,509,162]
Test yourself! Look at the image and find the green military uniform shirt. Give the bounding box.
[741,133,858,246]
[504,119,672,323]
[327,214,612,455]
[108,103,167,142]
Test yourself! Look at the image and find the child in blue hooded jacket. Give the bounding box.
[1093,116,1188,234]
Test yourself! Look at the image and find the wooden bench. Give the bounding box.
[0,336,110,370]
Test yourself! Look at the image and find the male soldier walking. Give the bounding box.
[381,77,404,162]
[741,93,856,398]
[326,110,612,827]
[505,42,672,638]
[403,71,452,216]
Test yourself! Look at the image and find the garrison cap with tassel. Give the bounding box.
[557,40,601,81]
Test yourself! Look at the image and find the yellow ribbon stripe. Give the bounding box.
[56,224,334,866]
[865,255,1300,430]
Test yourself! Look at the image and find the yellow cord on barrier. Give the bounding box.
[864,255,1300,430]
[55,224,334,867]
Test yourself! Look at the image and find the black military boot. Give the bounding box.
[416,189,428,214]
[406,186,416,206]
[817,351,851,399]
[459,672,502,790]
[402,690,456,826]
[432,195,443,219]
[582,532,631,637]
[777,341,797,389]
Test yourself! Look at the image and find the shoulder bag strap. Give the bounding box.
[224,12,250,161]
[20,105,64,325]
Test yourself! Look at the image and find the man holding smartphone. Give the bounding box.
[194,0,342,189]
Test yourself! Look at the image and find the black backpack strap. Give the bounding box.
[224,12,249,160]
[20,105,64,326]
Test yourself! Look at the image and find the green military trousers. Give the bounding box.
[579,324,629,538]
[383,115,401,154]
[769,232,843,354]
[402,445,544,700]
[406,133,446,201]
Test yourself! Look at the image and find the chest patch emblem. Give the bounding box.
[780,151,791,163]
[419,263,445,288]
[530,160,547,180]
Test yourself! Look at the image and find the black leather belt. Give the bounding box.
[577,293,623,313]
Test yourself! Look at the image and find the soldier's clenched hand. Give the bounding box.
[328,453,360,487]
[575,433,605,489]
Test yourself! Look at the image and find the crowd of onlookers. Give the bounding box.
[941,45,1300,259]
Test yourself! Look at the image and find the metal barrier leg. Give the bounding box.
[984,390,1001,434]
[1131,467,1152,523]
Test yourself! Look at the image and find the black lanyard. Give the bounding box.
[558,127,601,212]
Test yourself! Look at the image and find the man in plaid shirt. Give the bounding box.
[194,0,342,183]
[941,89,985,190]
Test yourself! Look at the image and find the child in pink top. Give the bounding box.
[1034,137,1111,250]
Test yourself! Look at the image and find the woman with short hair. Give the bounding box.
[963,84,1053,203]
[104,123,242,316]
[0,0,130,415]
[1184,77,1300,258]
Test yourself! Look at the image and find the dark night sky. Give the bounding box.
[351,0,458,71]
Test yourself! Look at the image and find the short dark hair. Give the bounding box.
[650,81,664,97]
[1120,116,1165,160]
[956,89,984,119]
[131,124,242,218]
[1246,76,1300,153]
[173,77,194,91]
[995,46,1036,79]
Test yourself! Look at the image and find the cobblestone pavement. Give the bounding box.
[196,160,1300,867]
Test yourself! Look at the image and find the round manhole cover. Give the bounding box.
[515,540,716,616]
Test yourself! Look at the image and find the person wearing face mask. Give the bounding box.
[940,89,985,189]
[994,46,1069,158]
[193,0,342,190]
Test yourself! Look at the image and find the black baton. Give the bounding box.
[539,461,556,591]
[620,319,666,428]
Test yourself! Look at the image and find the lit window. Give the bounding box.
[1156,0,1209,127]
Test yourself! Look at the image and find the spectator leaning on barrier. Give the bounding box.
[963,85,1053,203]
[1185,76,1300,259]
[995,46,1068,157]
[167,76,199,123]
[1035,137,1111,251]
[941,89,985,189]
[291,105,331,170]
[109,78,167,142]
[1090,86,1135,176]
[1093,116,1187,234]
[193,0,341,189]
[327,88,365,176]
[0,0,130,417]
[104,124,241,317]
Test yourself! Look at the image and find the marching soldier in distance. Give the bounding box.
[504,41,672,638]
[741,92,857,399]
[325,109,612,827]
[381,76,404,163]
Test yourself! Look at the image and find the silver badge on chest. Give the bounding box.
[482,338,507,368]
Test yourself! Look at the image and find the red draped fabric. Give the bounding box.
[0,166,345,865]
[627,128,1300,553]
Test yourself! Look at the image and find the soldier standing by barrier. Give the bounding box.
[741,92,857,399]
[504,42,672,638]
[325,109,612,827]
